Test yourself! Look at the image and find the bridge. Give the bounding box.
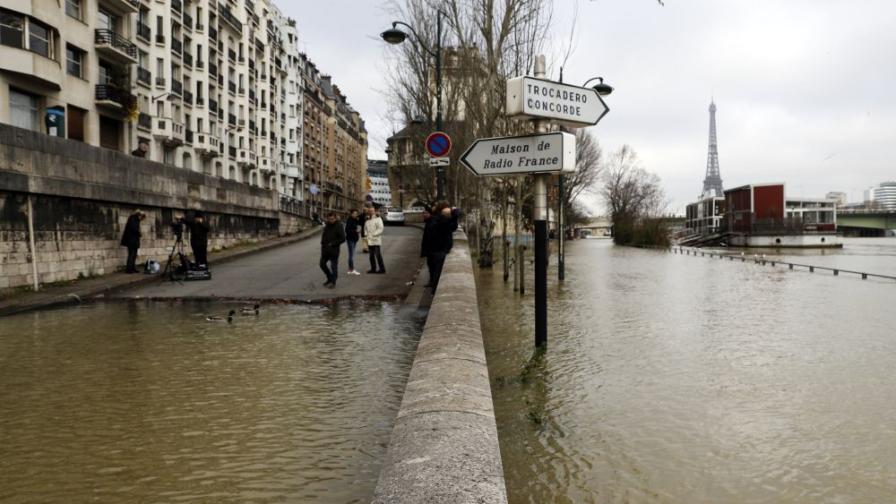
[837,210,896,236]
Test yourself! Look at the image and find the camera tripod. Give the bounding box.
[160,235,187,282]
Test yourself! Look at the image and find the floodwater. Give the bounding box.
[477,237,896,504]
[0,300,422,503]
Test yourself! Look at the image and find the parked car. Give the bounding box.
[382,207,406,226]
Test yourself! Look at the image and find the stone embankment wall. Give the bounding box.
[373,233,507,504]
[0,124,308,292]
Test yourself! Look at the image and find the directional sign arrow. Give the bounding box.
[506,76,609,127]
[459,132,576,177]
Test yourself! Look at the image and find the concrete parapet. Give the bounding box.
[373,233,507,504]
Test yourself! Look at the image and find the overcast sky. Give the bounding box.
[282,0,896,213]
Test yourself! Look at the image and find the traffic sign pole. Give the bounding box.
[533,55,549,349]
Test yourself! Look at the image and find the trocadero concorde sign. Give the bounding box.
[459,131,576,176]
[506,76,609,127]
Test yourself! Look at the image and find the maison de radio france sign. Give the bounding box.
[459,132,575,176]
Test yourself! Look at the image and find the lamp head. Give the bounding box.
[591,77,614,96]
[380,24,407,45]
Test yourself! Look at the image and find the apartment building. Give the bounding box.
[0,0,310,198]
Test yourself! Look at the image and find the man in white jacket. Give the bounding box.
[364,206,386,274]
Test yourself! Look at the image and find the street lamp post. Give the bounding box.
[381,10,446,201]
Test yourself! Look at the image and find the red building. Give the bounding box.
[724,183,786,233]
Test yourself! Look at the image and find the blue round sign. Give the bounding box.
[425,132,452,158]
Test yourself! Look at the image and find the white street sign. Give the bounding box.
[460,132,576,177]
[429,156,450,167]
[506,76,609,127]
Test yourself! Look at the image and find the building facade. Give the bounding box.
[0,0,361,207]
[366,159,392,208]
[871,182,896,209]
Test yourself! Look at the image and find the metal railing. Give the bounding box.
[137,112,152,130]
[94,29,137,58]
[137,22,151,41]
[183,51,193,67]
[220,5,243,33]
[172,38,183,55]
[673,247,896,282]
[279,195,310,217]
[95,84,132,107]
[172,0,182,14]
[171,79,183,96]
[137,67,151,85]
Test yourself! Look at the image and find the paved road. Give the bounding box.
[117,226,423,302]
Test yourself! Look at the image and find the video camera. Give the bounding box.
[170,217,185,239]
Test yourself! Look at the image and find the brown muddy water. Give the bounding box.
[0,300,422,503]
[478,237,896,504]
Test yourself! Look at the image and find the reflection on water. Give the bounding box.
[478,238,896,504]
[0,300,422,503]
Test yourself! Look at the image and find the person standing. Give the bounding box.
[120,210,145,273]
[320,212,346,287]
[420,208,435,287]
[344,209,362,275]
[186,212,210,267]
[428,202,460,292]
[364,206,385,274]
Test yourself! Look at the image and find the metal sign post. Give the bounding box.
[425,132,452,200]
[531,56,550,349]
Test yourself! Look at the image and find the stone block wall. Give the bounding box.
[0,124,309,292]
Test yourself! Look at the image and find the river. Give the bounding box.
[477,237,896,504]
[0,300,422,503]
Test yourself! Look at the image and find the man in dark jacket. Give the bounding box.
[320,212,346,287]
[344,209,362,275]
[186,212,210,267]
[120,210,145,273]
[420,208,435,287]
[428,202,460,292]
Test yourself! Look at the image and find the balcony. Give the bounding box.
[196,96,205,106]
[220,6,243,34]
[98,0,139,15]
[137,112,152,131]
[136,22,151,42]
[172,0,182,14]
[155,77,166,88]
[195,22,205,32]
[194,132,220,157]
[238,118,246,128]
[228,145,237,158]
[136,67,151,86]
[209,27,218,41]
[209,62,218,78]
[184,90,193,105]
[95,84,135,111]
[172,38,182,56]
[228,81,236,95]
[248,89,256,103]
[196,59,205,69]
[183,51,193,67]
[171,79,183,96]
[238,86,245,96]
[183,13,193,31]
[94,29,137,64]
[155,34,165,45]
[228,113,237,126]
[209,98,218,112]
[227,49,236,62]
[185,129,194,144]
[237,148,254,167]
[153,117,184,146]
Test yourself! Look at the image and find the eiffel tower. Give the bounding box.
[702,100,724,198]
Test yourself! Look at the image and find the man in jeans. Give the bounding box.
[344,209,362,275]
[364,206,385,274]
[320,212,346,288]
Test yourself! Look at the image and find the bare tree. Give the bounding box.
[600,145,667,245]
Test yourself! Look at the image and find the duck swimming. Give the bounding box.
[240,304,260,315]
[207,310,235,323]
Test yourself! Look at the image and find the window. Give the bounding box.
[10,89,40,132]
[65,0,81,20]
[0,10,24,48]
[28,19,51,57]
[66,45,84,78]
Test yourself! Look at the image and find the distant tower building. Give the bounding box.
[702,100,724,198]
